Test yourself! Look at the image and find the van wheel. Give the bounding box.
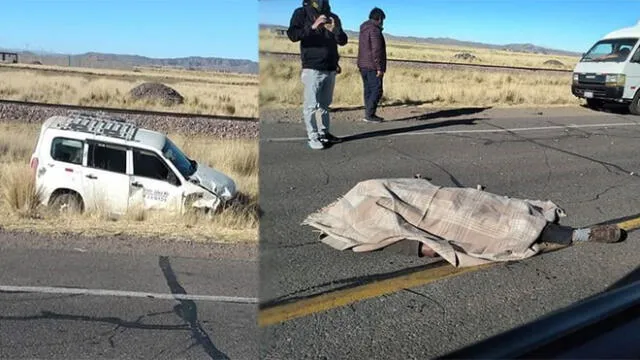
[49,192,84,215]
[586,98,604,110]
[629,91,640,115]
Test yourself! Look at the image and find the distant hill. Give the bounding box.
[260,24,581,57]
[0,49,258,74]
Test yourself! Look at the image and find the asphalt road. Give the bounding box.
[259,106,640,359]
[0,231,258,360]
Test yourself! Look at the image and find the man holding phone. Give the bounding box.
[287,0,348,150]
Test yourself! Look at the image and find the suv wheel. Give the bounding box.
[49,192,84,215]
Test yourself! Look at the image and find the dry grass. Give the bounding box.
[0,65,258,117]
[0,123,258,243]
[260,29,579,70]
[260,56,580,109]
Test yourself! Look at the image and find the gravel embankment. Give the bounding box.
[0,102,258,138]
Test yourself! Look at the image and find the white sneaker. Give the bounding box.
[308,138,324,150]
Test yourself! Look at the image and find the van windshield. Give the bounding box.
[581,38,638,63]
[162,139,197,178]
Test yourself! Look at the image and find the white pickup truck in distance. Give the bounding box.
[29,112,237,216]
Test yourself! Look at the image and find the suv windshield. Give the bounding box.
[581,38,637,63]
[162,138,197,178]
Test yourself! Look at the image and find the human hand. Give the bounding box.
[376,70,384,78]
[325,17,335,32]
[312,15,328,30]
[336,64,342,74]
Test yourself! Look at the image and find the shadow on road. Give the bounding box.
[329,99,436,112]
[581,103,632,115]
[606,266,640,292]
[391,106,492,122]
[259,259,447,309]
[159,256,230,360]
[596,212,640,226]
[338,117,485,143]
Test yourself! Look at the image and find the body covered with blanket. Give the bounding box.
[302,178,569,267]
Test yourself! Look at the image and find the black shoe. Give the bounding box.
[363,115,383,123]
[320,132,342,143]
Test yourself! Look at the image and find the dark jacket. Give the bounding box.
[357,19,386,72]
[287,1,348,71]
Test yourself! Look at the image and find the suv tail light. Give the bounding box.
[30,157,38,172]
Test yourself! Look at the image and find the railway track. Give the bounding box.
[260,51,574,74]
[0,99,257,122]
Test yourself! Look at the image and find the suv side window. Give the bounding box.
[132,149,181,186]
[50,137,84,165]
[87,142,127,174]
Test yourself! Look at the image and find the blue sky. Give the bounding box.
[260,0,640,53]
[1,0,258,61]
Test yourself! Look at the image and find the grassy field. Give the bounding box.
[0,64,258,117]
[260,29,580,70]
[260,56,580,110]
[0,122,258,243]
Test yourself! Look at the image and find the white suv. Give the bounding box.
[29,112,237,215]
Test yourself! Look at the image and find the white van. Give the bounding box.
[29,112,237,216]
[572,21,640,114]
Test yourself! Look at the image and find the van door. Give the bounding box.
[129,148,184,213]
[83,141,131,215]
[626,46,640,99]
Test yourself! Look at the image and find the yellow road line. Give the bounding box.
[258,263,490,327]
[617,217,640,231]
[259,216,640,327]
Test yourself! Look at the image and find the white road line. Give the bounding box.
[0,285,258,304]
[264,122,640,142]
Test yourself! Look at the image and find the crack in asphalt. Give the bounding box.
[317,161,330,185]
[0,311,188,330]
[486,123,638,177]
[541,147,552,195]
[0,293,82,302]
[585,183,630,204]
[385,143,464,187]
[158,256,230,360]
[404,288,447,322]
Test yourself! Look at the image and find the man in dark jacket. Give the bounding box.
[357,7,386,123]
[287,0,348,150]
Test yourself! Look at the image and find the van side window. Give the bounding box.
[50,138,84,165]
[632,48,640,63]
[87,142,127,174]
[133,149,180,186]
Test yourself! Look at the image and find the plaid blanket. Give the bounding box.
[302,178,566,267]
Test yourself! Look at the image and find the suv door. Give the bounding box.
[130,148,184,212]
[44,136,86,201]
[83,141,130,215]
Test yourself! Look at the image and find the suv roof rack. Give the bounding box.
[52,111,139,141]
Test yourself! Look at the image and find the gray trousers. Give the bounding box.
[301,69,336,140]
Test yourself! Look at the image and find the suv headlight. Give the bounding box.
[573,73,579,84]
[605,73,626,86]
